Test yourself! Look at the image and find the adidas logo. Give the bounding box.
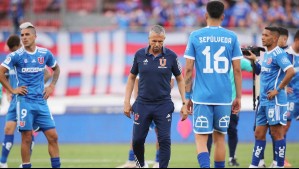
[166,114,171,118]
[143,59,148,65]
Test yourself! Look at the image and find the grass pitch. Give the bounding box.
[5,143,299,168]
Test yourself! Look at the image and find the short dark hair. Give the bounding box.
[6,34,20,50]
[206,1,224,19]
[278,27,289,37]
[265,26,280,37]
[294,30,299,41]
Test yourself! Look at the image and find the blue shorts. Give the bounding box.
[288,102,299,121]
[193,104,232,134]
[17,98,55,131]
[256,105,287,126]
[6,102,17,122]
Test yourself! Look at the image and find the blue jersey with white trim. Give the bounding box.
[1,46,57,101]
[9,69,18,101]
[184,26,243,105]
[285,47,299,103]
[259,46,293,106]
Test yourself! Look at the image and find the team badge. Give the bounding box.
[38,57,44,64]
[19,121,26,127]
[158,57,167,68]
[24,59,28,63]
[134,113,139,121]
[267,58,272,65]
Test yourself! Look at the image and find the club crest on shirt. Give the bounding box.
[38,57,44,64]
[159,57,167,68]
[267,58,272,65]
[24,59,28,63]
[19,121,25,127]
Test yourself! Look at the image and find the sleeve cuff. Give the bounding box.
[184,55,195,60]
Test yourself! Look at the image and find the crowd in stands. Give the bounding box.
[0,0,299,31]
[108,0,299,31]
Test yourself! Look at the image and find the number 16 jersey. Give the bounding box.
[184,26,243,105]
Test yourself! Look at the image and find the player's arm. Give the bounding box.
[43,64,60,100]
[267,66,295,100]
[133,77,139,100]
[124,73,137,119]
[44,67,52,84]
[175,74,188,121]
[0,65,27,95]
[232,59,242,114]
[184,58,194,114]
[244,51,261,75]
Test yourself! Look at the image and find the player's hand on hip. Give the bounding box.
[180,105,189,121]
[13,86,28,95]
[287,87,293,94]
[267,90,278,100]
[232,98,241,114]
[124,102,132,119]
[43,84,55,100]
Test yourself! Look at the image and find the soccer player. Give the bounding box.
[0,22,61,168]
[119,77,175,168]
[184,1,243,168]
[245,26,295,168]
[124,25,188,168]
[207,58,252,167]
[0,34,51,168]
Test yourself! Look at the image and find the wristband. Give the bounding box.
[185,92,191,100]
[276,86,282,92]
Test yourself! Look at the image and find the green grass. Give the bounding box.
[5,143,299,168]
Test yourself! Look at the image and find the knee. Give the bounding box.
[48,134,58,144]
[254,130,266,140]
[270,130,283,140]
[4,127,14,135]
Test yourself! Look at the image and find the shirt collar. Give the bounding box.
[145,46,166,56]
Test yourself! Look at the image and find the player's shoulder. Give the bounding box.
[37,46,50,54]
[273,47,286,57]
[135,47,147,56]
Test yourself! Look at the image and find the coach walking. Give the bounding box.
[124,25,189,168]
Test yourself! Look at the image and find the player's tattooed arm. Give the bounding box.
[43,64,60,99]
[184,59,194,92]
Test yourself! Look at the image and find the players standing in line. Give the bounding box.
[0,34,51,168]
[184,1,243,168]
[245,26,295,168]
[124,25,188,168]
[0,22,61,168]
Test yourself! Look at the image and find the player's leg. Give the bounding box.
[153,126,160,168]
[0,121,16,168]
[207,134,213,155]
[0,102,18,168]
[267,105,288,168]
[152,102,174,168]
[250,106,268,168]
[193,104,213,168]
[36,102,61,168]
[17,99,34,168]
[132,103,152,168]
[213,105,231,168]
[227,113,239,166]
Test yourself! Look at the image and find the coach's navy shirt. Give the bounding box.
[131,46,182,104]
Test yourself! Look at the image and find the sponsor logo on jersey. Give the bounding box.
[22,67,45,73]
[4,57,11,65]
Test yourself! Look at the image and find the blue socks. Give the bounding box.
[215,161,225,168]
[251,140,266,166]
[275,139,286,167]
[51,157,61,168]
[22,163,32,168]
[1,135,14,163]
[155,150,160,162]
[197,152,210,168]
[128,149,135,161]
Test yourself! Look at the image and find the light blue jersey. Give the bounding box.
[184,26,243,105]
[285,47,299,103]
[259,46,293,106]
[1,46,56,101]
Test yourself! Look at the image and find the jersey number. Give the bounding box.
[202,46,229,74]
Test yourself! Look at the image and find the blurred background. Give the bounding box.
[0,0,298,167]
